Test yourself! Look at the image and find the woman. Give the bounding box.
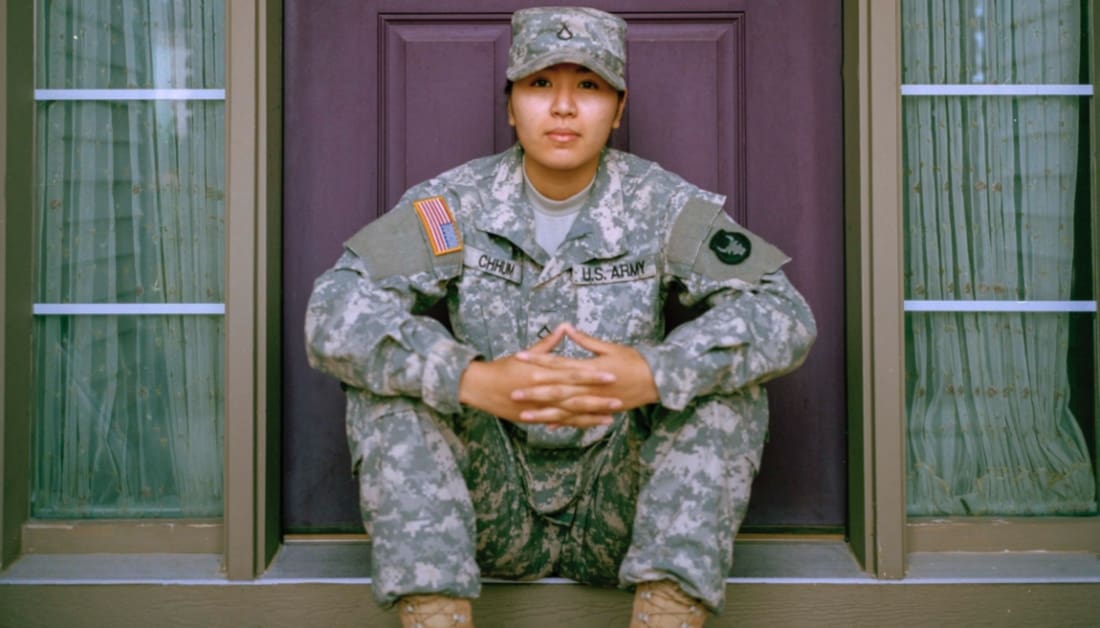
[305,7,816,627]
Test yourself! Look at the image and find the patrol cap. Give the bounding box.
[507,7,628,91]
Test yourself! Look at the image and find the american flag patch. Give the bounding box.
[412,196,462,256]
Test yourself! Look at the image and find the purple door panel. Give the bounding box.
[283,0,845,532]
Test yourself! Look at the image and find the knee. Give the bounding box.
[644,394,768,472]
[344,390,462,475]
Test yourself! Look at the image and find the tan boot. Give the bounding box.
[396,595,473,628]
[629,580,707,628]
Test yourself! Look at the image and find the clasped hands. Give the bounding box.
[457,323,659,429]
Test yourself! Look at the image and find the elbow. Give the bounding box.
[786,301,818,371]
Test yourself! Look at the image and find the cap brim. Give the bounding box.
[506,50,626,91]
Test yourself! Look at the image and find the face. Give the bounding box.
[508,63,626,197]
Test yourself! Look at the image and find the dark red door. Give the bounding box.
[283,0,845,533]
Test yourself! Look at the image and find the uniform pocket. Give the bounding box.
[572,255,662,343]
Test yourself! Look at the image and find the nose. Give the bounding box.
[550,84,576,117]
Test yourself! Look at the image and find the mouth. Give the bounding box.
[546,128,580,143]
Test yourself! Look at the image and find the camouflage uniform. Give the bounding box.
[305,144,817,611]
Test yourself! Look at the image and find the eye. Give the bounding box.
[579,79,600,90]
[529,77,551,88]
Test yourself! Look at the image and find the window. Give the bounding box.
[901,0,1097,517]
[32,0,226,518]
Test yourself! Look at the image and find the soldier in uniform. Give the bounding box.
[305,6,816,627]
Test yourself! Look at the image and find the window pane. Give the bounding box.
[902,0,1082,84]
[902,0,1096,517]
[36,0,225,90]
[33,0,225,520]
[37,100,225,304]
[905,312,1095,516]
[33,316,224,518]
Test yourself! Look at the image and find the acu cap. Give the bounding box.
[507,6,628,91]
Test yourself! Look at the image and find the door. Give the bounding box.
[283,0,845,533]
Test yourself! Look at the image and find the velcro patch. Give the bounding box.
[572,257,656,285]
[668,198,789,284]
[413,196,462,256]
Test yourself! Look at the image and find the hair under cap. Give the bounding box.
[507,6,627,91]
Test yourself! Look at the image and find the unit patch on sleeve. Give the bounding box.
[709,230,752,265]
[413,196,463,256]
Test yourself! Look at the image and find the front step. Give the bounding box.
[2,541,1098,626]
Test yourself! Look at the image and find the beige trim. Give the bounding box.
[21,521,223,554]
[0,0,11,570]
[258,0,284,576]
[867,0,906,579]
[3,581,1099,627]
[224,0,259,580]
[841,0,871,573]
[908,518,1100,553]
[224,0,282,579]
[1,0,35,569]
[844,0,906,578]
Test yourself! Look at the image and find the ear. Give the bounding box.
[507,97,516,127]
[612,90,628,129]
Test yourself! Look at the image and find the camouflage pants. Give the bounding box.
[345,388,769,612]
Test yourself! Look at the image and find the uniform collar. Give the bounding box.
[475,145,631,268]
[476,145,544,263]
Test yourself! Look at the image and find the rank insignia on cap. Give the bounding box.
[413,196,462,256]
[709,230,752,265]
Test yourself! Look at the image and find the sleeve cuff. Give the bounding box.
[421,339,483,415]
[634,343,696,412]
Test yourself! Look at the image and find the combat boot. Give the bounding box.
[629,580,707,628]
[396,594,473,628]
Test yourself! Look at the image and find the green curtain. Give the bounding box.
[902,0,1095,515]
[33,1,225,518]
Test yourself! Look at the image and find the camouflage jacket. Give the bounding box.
[305,145,816,449]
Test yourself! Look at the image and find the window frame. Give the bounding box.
[882,0,1100,560]
[0,0,282,569]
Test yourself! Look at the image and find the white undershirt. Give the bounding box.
[524,166,594,255]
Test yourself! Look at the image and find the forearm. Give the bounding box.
[305,261,480,414]
[637,272,816,410]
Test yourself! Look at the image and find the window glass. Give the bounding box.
[37,100,225,304]
[33,316,224,518]
[902,0,1097,516]
[32,0,225,518]
[37,1,224,89]
[902,0,1082,84]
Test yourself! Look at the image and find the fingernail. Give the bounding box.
[609,400,622,409]
[600,373,616,382]
[511,390,525,400]
[600,417,613,425]
[516,351,530,360]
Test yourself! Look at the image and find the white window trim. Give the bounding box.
[34,88,225,101]
[33,303,225,315]
[901,84,1093,96]
[904,300,1097,313]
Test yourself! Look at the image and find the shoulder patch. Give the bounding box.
[345,197,463,279]
[668,198,790,284]
[708,230,752,265]
[413,196,463,256]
